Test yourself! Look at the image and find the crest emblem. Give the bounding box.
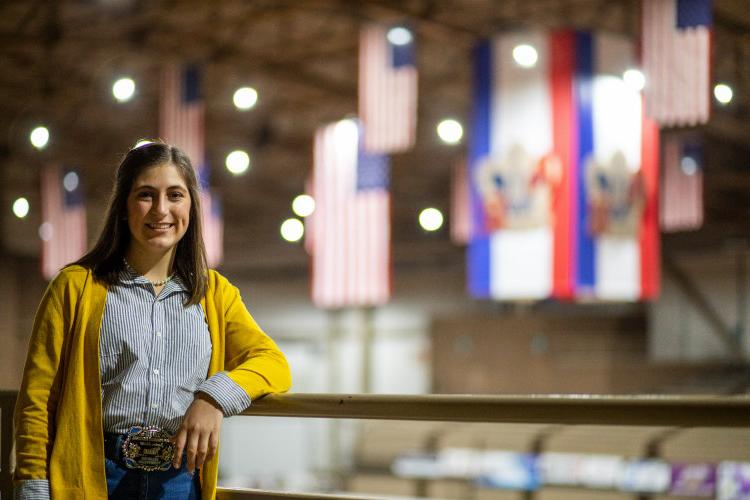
[585,151,645,237]
[474,143,560,231]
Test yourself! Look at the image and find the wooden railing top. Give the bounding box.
[242,393,750,427]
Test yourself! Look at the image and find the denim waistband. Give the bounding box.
[103,432,127,462]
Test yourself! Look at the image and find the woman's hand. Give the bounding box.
[172,392,224,473]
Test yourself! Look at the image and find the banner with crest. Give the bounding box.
[468,30,660,302]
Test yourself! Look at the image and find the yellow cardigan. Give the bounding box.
[14,265,292,499]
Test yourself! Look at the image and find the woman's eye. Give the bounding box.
[137,191,154,199]
[169,192,185,199]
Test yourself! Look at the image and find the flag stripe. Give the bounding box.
[468,40,493,298]
[640,114,661,299]
[550,31,576,299]
[574,32,596,293]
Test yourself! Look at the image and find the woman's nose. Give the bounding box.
[151,194,169,214]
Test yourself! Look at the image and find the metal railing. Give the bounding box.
[2,391,750,499]
[0,391,16,499]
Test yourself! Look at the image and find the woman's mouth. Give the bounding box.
[146,223,174,230]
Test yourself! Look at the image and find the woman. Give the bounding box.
[14,142,292,499]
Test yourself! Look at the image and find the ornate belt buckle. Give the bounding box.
[121,425,175,471]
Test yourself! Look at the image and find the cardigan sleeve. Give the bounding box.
[215,276,292,401]
[13,275,70,483]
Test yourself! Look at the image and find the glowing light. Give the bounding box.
[512,44,538,68]
[680,156,698,176]
[63,171,79,192]
[30,126,49,149]
[419,207,443,232]
[292,194,315,217]
[12,197,29,218]
[714,83,733,104]
[437,119,463,145]
[387,26,413,46]
[233,87,258,110]
[225,150,250,175]
[334,118,359,144]
[623,69,645,91]
[280,218,304,242]
[112,77,136,102]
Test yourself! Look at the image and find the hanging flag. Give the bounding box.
[571,32,660,301]
[660,136,703,232]
[310,119,391,308]
[468,30,660,302]
[468,31,572,301]
[642,0,712,126]
[303,174,314,255]
[450,159,473,245]
[40,166,87,280]
[359,24,418,154]
[200,191,224,267]
[160,63,223,267]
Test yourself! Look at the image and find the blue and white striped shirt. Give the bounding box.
[100,265,251,433]
[15,266,252,499]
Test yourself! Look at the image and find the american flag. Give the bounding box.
[303,175,314,255]
[450,159,473,245]
[40,165,87,280]
[359,24,418,154]
[660,135,703,232]
[311,120,391,308]
[642,0,712,126]
[160,63,223,267]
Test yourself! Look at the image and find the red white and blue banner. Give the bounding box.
[468,31,660,302]
[310,119,391,308]
[160,63,224,267]
[359,24,418,154]
[642,0,713,126]
[40,165,87,280]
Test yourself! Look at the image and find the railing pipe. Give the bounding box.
[242,393,750,427]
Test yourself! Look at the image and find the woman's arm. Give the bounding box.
[14,279,69,497]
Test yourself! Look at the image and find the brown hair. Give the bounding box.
[74,142,208,305]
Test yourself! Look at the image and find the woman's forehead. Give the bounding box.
[132,162,188,188]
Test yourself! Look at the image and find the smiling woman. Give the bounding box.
[12,142,292,500]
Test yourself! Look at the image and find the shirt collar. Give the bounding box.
[119,261,189,293]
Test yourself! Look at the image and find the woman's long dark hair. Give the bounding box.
[74,142,208,305]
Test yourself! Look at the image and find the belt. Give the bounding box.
[104,426,175,472]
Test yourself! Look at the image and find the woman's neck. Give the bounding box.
[124,246,175,283]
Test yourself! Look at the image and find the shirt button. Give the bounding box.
[151,403,159,409]
[153,369,160,375]
[155,331,162,337]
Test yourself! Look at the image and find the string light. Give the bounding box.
[226,150,250,175]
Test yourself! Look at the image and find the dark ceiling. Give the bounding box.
[1,0,749,276]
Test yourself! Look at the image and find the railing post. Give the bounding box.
[0,391,17,500]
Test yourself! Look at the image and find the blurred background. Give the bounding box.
[1,0,749,498]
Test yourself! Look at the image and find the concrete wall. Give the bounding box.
[649,249,750,362]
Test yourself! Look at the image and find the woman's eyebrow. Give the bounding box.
[133,184,187,191]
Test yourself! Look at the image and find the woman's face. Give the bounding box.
[126,162,191,259]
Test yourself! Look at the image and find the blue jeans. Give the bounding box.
[104,434,201,499]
